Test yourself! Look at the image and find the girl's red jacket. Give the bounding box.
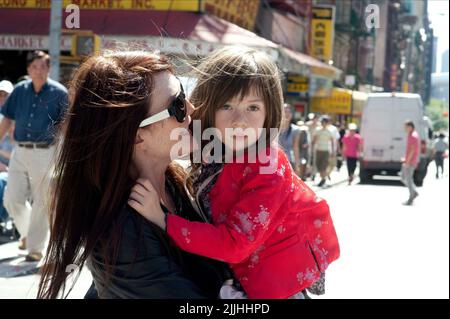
[167,147,340,299]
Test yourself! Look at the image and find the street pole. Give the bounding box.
[402,36,412,93]
[351,34,360,124]
[49,0,62,81]
[350,88,354,124]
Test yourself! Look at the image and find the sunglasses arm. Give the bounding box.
[139,109,171,127]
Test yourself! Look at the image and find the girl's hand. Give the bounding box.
[128,178,166,230]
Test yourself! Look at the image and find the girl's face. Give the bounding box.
[214,89,266,152]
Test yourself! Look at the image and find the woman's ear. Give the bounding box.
[135,130,145,147]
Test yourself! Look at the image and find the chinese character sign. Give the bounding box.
[311,5,335,62]
[0,0,202,11]
[311,88,352,115]
[287,75,309,94]
[204,0,260,31]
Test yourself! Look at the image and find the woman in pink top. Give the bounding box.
[341,123,362,185]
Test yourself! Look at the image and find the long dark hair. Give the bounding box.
[37,51,174,299]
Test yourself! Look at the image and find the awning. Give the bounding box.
[0,9,276,47]
[280,47,342,79]
[0,8,340,79]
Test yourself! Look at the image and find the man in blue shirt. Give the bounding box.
[0,51,68,261]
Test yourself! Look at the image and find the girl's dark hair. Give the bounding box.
[37,50,174,299]
[186,46,284,188]
[189,46,283,145]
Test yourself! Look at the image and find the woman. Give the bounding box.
[37,51,229,299]
[342,123,362,185]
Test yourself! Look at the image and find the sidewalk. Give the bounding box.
[0,241,92,299]
[303,165,354,191]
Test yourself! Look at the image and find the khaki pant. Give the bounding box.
[3,146,55,253]
[327,155,337,176]
[315,150,329,177]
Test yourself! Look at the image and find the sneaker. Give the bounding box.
[403,199,413,206]
[25,252,43,262]
[18,237,27,250]
[403,192,418,205]
[318,179,326,187]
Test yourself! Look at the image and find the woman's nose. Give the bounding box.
[186,99,195,116]
[184,99,196,125]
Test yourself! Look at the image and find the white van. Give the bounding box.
[360,93,433,185]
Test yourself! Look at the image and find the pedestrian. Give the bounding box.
[401,120,420,206]
[129,46,340,299]
[0,80,13,107]
[279,104,301,174]
[0,51,68,261]
[336,122,347,171]
[312,116,335,187]
[296,120,310,180]
[342,123,362,185]
[0,80,14,226]
[433,132,448,178]
[326,120,341,180]
[38,50,230,299]
[0,80,15,170]
[338,122,346,143]
[306,113,320,180]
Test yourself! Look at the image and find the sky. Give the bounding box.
[428,0,449,72]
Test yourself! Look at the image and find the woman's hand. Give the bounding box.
[128,178,166,230]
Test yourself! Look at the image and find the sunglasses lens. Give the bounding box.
[173,93,186,122]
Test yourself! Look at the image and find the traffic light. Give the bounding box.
[70,32,101,58]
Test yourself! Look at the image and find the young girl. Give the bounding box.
[128,46,340,299]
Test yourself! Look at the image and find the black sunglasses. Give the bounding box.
[139,81,187,127]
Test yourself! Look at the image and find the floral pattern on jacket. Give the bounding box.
[167,147,340,299]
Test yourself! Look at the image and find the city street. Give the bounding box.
[0,162,448,299]
[315,162,449,299]
[0,0,448,304]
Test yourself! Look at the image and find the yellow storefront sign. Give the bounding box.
[311,88,352,114]
[204,0,260,30]
[287,83,309,93]
[310,65,337,79]
[310,5,334,62]
[287,74,309,94]
[0,0,202,11]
